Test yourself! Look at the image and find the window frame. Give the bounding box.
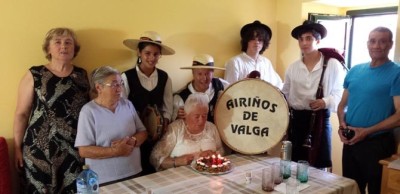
[308,6,398,68]
[346,6,397,67]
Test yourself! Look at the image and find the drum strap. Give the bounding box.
[208,78,224,122]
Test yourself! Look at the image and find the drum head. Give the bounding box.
[214,79,289,154]
[141,106,163,141]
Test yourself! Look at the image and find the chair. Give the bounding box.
[0,137,12,194]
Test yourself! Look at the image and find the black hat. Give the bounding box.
[291,20,327,39]
[240,20,272,39]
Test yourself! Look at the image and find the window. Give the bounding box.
[309,6,398,68]
[347,7,397,67]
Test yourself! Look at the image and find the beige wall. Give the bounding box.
[0,1,279,143]
[0,1,280,193]
[0,0,398,193]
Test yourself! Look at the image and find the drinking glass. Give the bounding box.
[280,160,291,180]
[261,167,274,192]
[272,162,283,184]
[296,160,309,183]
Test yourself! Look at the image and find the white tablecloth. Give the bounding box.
[100,154,360,194]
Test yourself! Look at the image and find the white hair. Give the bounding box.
[184,93,209,114]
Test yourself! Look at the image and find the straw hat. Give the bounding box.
[180,54,225,70]
[291,20,327,39]
[123,31,175,55]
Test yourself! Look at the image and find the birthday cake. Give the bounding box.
[194,154,232,173]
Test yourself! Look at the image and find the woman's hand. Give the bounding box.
[127,136,137,146]
[112,137,134,157]
[111,136,136,147]
[14,148,23,172]
[175,154,195,167]
[199,150,217,157]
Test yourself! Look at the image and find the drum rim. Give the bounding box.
[214,79,289,154]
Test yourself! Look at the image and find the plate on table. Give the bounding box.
[190,162,234,176]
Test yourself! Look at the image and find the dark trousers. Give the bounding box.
[342,132,396,194]
[140,140,156,176]
[289,109,332,168]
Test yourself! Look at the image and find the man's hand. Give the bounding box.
[309,99,326,111]
[345,126,369,145]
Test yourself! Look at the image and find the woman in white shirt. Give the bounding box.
[121,31,175,175]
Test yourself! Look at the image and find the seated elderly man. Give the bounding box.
[172,54,229,123]
[150,93,225,171]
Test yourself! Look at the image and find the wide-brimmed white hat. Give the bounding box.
[123,31,175,55]
[180,54,225,70]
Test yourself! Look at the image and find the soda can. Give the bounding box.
[281,141,292,161]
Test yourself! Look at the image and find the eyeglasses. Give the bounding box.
[103,81,125,89]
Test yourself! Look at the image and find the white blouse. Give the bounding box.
[281,56,347,112]
[150,119,224,171]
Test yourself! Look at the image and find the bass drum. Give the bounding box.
[214,79,289,154]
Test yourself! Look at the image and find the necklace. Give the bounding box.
[184,124,205,142]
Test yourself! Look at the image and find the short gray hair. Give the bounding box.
[90,66,120,95]
[184,93,209,114]
[370,27,393,42]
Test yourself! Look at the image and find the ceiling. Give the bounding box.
[314,0,398,7]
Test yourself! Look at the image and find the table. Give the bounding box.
[379,155,400,194]
[100,154,360,194]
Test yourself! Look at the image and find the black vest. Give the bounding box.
[124,67,168,113]
[178,78,224,122]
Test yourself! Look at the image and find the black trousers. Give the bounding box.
[140,140,156,176]
[342,132,396,194]
[289,109,332,168]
